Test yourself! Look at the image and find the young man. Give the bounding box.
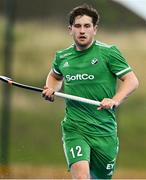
[42,4,139,179]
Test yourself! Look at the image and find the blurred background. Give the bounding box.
[0,0,146,178]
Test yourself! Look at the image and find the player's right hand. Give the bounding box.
[42,86,55,102]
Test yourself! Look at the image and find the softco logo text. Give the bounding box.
[65,74,95,82]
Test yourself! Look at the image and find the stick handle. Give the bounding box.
[54,92,101,106]
[0,75,101,106]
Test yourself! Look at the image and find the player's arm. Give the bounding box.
[42,70,63,102]
[112,71,139,105]
[98,71,139,110]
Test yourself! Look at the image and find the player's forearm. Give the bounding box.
[112,73,139,106]
[45,71,63,92]
[42,71,63,102]
[98,72,139,110]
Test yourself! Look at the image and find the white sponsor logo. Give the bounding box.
[66,74,95,81]
[63,61,69,67]
[106,163,114,170]
[106,163,114,176]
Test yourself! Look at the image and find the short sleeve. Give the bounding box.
[108,46,132,78]
[52,53,63,76]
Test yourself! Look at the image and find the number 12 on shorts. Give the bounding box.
[70,146,83,158]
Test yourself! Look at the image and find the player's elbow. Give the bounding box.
[125,72,139,91]
[133,76,139,91]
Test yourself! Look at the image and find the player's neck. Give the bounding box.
[75,40,94,51]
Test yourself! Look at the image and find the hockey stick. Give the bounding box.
[0,76,101,106]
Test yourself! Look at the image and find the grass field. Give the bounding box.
[0,19,146,178]
[0,165,146,179]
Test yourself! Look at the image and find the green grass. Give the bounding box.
[117,96,146,168]
[0,20,146,169]
[9,89,65,165]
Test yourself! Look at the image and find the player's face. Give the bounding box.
[69,15,97,50]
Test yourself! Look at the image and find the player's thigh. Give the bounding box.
[90,135,119,179]
[63,135,90,169]
[71,160,90,179]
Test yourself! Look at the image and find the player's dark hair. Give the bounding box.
[69,4,100,26]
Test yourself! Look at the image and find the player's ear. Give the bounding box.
[68,25,73,36]
[93,25,98,35]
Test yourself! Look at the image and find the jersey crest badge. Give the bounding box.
[91,58,99,65]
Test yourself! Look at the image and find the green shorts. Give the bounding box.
[62,122,119,179]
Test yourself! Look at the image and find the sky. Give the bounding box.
[112,0,146,21]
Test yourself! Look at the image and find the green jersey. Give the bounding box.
[52,41,132,136]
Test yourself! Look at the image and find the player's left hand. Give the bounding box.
[97,98,119,110]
